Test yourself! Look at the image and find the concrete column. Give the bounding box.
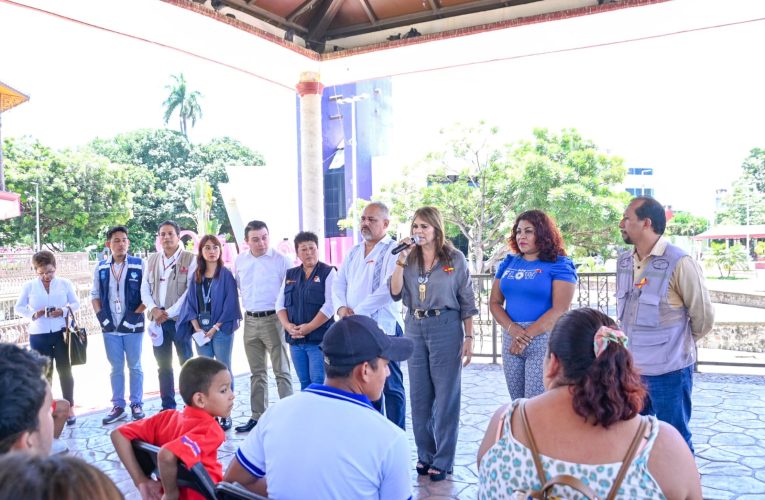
[296,71,325,252]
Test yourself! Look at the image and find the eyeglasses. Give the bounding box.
[36,269,56,277]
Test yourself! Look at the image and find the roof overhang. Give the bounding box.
[693,225,765,240]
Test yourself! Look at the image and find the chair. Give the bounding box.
[215,481,269,500]
[132,440,218,500]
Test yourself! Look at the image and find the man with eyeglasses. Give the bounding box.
[140,220,197,412]
[92,226,147,425]
[233,220,294,433]
[331,202,407,429]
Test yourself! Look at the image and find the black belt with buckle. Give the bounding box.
[246,310,276,318]
[412,309,442,320]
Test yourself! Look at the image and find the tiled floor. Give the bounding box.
[56,361,765,499]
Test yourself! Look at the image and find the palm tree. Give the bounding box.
[162,73,203,139]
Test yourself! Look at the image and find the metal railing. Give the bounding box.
[469,273,616,363]
[0,253,98,344]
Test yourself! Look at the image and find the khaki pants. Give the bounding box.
[243,314,294,419]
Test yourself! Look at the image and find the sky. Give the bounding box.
[1,0,764,220]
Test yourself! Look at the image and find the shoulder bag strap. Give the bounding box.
[519,400,548,489]
[605,416,649,500]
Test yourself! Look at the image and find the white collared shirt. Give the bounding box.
[332,236,401,335]
[15,277,80,335]
[234,248,293,312]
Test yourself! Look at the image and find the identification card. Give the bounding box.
[198,312,212,328]
[114,301,122,314]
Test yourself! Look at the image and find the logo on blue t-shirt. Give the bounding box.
[503,267,542,281]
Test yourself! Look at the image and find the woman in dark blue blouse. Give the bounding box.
[178,234,241,430]
[489,210,577,399]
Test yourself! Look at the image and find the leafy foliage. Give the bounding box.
[381,125,628,272]
[705,242,750,278]
[742,147,765,192]
[666,211,710,237]
[715,175,765,226]
[0,137,132,250]
[89,129,264,250]
[162,73,203,140]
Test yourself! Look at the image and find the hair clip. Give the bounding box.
[593,325,628,357]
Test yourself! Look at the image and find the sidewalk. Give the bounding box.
[54,335,765,499]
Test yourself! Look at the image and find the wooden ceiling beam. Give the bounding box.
[307,0,345,42]
[324,0,539,40]
[357,0,378,24]
[222,0,309,34]
[287,0,321,23]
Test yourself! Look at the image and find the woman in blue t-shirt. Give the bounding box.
[489,210,577,398]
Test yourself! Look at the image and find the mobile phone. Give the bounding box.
[45,307,55,317]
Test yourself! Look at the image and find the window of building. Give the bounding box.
[627,167,654,176]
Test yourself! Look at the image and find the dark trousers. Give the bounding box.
[29,330,74,405]
[372,323,407,430]
[152,319,193,409]
[641,365,695,454]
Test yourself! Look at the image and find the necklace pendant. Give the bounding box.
[417,275,428,284]
[418,283,427,302]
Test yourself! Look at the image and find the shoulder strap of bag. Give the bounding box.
[65,306,77,331]
[522,401,600,499]
[519,400,548,490]
[605,416,649,500]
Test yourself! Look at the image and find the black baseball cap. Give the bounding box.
[320,315,413,367]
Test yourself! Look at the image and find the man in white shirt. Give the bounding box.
[332,201,406,428]
[224,315,414,500]
[140,220,197,411]
[233,220,294,433]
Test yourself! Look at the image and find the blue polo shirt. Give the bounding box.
[495,254,577,323]
[235,384,412,500]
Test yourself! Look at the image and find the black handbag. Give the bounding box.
[66,306,88,366]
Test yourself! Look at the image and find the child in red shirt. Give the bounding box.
[111,357,235,500]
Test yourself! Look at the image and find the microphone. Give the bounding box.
[391,236,422,255]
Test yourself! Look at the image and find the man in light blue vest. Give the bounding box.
[616,197,714,453]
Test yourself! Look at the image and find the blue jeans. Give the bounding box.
[290,343,325,390]
[196,330,235,391]
[641,365,694,454]
[103,332,143,408]
[372,323,407,430]
[153,319,193,409]
[29,330,74,405]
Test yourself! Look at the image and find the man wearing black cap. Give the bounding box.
[224,315,414,499]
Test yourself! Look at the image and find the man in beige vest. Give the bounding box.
[140,220,197,410]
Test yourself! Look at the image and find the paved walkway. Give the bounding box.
[56,359,765,499]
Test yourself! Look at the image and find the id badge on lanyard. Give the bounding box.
[112,262,125,315]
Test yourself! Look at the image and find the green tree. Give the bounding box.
[382,125,628,273]
[666,211,710,237]
[0,137,132,250]
[508,128,628,255]
[89,129,264,250]
[162,73,203,140]
[742,147,765,192]
[715,175,765,226]
[706,243,749,278]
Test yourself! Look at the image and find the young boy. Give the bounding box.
[111,357,235,500]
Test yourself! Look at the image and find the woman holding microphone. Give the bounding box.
[15,250,80,425]
[390,206,477,482]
